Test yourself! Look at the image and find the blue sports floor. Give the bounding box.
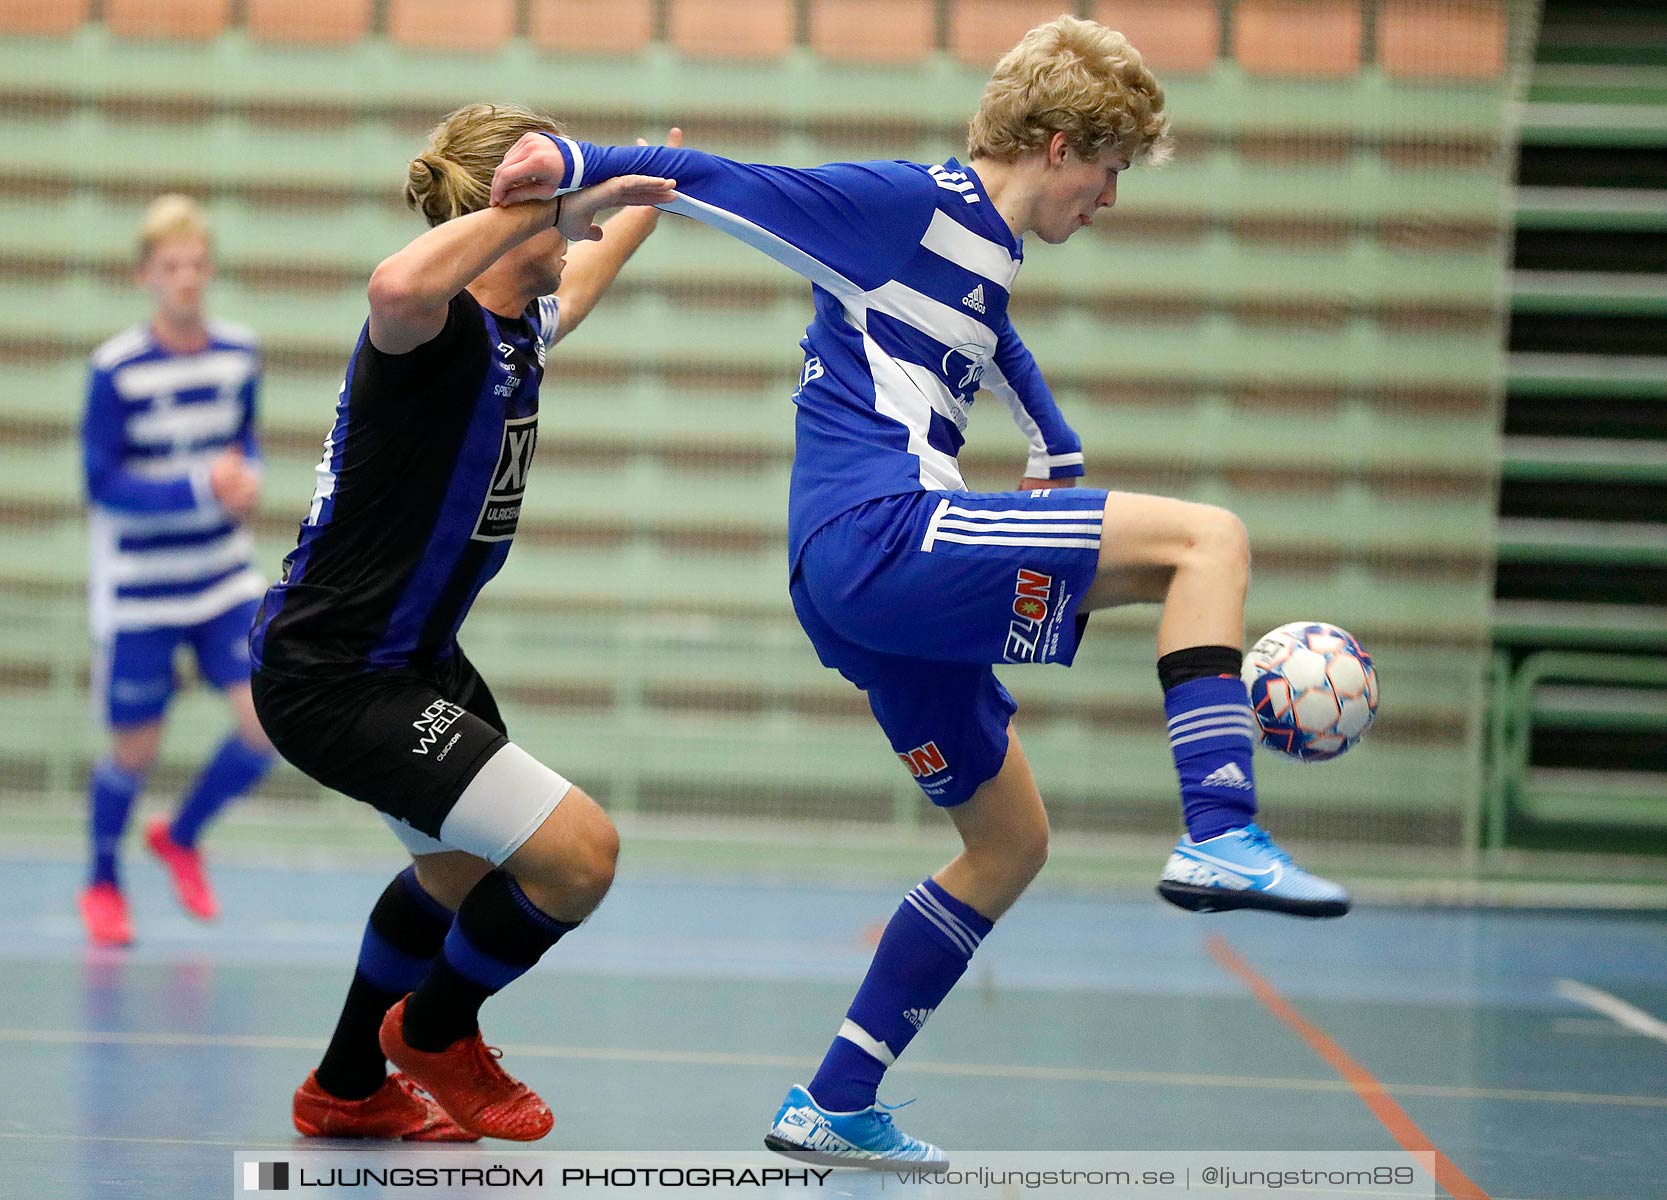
[1,851,1664,1199]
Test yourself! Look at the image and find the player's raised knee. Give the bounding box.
[505,788,618,918]
[1183,504,1249,570]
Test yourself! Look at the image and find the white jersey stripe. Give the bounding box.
[664,194,863,302]
[112,351,252,400]
[866,280,997,359]
[126,400,243,447]
[919,210,1020,288]
[108,570,264,630]
[864,331,965,492]
[110,531,253,585]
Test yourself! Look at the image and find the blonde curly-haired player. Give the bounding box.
[492,17,1352,1166]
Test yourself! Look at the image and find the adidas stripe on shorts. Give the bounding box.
[791,487,1110,807]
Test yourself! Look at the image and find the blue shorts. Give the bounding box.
[96,599,260,727]
[792,487,1109,806]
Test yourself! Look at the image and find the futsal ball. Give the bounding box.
[1242,621,1378,762]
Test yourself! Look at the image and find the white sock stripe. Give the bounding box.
[1167,717,1258,739]
[905,890,979,956]
[1166,703,1251,729]
[1167,713,1258,738]
[836,1019,897,1067]
[909,885,984,952]
[1169,726,1257,750]
[905,891,978,956]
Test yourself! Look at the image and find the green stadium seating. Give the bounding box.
[0,9,1514,848]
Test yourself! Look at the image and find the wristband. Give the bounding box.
[534,131,583,193]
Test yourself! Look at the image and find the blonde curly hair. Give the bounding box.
[405,103,566,226]
[967,15,1173,167]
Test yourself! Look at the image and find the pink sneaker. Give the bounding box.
[145,818,219,920]
[79,881,133,946]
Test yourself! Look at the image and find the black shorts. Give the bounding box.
[252,650,511,841]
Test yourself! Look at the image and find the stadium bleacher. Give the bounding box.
[1493,0,1667,841]
[0,0,1525,850]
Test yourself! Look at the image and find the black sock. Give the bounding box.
[1157,645,1243,692]
[400,870,576,1053]
[314,867,454,1100]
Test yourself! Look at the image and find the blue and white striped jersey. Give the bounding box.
[546,141,1085,561]
[82,322,264,636]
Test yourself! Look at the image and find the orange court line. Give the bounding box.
[1206,934,1492,1200]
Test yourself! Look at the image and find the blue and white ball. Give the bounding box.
[1243,621,1378,762]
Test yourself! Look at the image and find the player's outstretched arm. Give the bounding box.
[493,134,935,289]
[552,129,683,344]
[367,175,674,355]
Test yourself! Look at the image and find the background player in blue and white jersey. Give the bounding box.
[80,194,275,947]
[492,15,1355,1165]
[252,105,678,1142]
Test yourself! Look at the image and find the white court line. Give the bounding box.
[2,1028,1665,1110]
[1556,979,1667,1045]
[0,1130,295,1149]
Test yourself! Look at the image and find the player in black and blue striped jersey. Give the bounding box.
[250,105,677,1142]
[80,194,276,947]
[492,15,1354,1167]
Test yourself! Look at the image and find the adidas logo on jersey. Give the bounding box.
[1200,763,1254,790]
[961,284,986,314]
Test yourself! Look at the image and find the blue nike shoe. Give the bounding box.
[1156,823,1351,918]
[764,1085,948,1171]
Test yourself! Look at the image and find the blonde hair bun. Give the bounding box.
[405,103,565,227]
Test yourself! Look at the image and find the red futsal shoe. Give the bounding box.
[378,997,554,1141]
[144,818,218,920]
[78,881,133,947]
[292,1070,479,1141]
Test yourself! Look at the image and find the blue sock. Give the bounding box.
[807,878,994,1113]
[89,760,145,887]
[1164,674,1259,841]
[401,870,578,1052]
[317,866,455,1100]
[169,735,273,848]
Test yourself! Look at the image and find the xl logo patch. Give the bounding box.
[472,415,538,542]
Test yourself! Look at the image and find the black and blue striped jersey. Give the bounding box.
[251,290,558,676]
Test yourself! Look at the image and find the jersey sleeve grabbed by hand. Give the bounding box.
[984,314,1085,482]
[548,139,936,293]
